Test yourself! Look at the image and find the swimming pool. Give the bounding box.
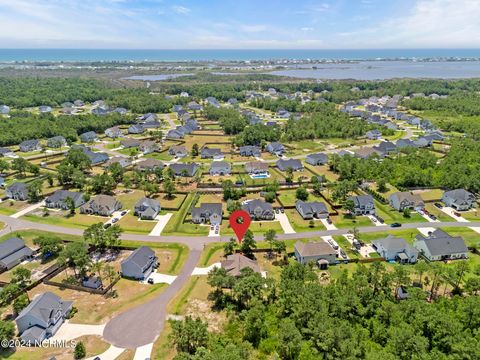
[250,173,270,179]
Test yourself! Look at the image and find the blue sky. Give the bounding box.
[0,0,478,49]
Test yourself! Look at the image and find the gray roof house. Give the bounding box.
[266,142,285,156]
[45,190,85,210]
[104,156,132,169]
[83,148,109,165]
[414,229,469,261]
[166,129,184,139]
[366,129,382,140]
[169,145,188,158]
[389,192,425,211]
[134,197,161,220]
[79,131,97,143]
[120,138,141,148]
[201,147,223,159]
[128,124,145,134]
[442,189,476,211]
[296,200,329,219]
[294,241,337,266]
[121,246,158,280]
[242,199,274,220]
[80,195,122,216]
[0,147,15,157]
[136,158,165,172]
[19,139,41,153]
[372,235,418,264]
[105,126,124,139]
[169,163,199,177]
[0,237,33,270]
[373,141,397,156]
[0,105,10,114]
[276,158,303,172]
[139,140,159,155]
[39,105,52,113]
[187,101,203,111]
[209,161,231,176]
[306,153,328,166]
[220,254,261,277]
[347,195,375,215]
[142,119,161,129]
[191,203,223,225]
[47,136,67,148]
[239,145,261,157]
[245,161,269,175]
[6,182,29,201]
[16,292,73,345]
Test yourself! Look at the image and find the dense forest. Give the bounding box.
[329,139,480,192]
[169,262,480,359]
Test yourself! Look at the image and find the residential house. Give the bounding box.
[374,141,397,156]
[205,97,220,108]
[139,140,159,154]
[104,156,131,169]
[85,149,109,165]
[245,161,269,175]
[201,147,223,160]
[134,198,161,220]
[45,190,85,210]
[169,145,188,158]
[169,163,198,177]
[80,195,122,216]
[347,195,376,215]
[136,158,164,172]
[79,131,97,143]
[91,106,110,116]
[239,145,261,157]
[0,237,33,270]
[266,142,285,156]
[389,192,425,211]
[191,203,223,225]
[180,91,189,97]
[294,241,337,266]
[366,129,382,140]
[227,98,238,106]
[120,138,141,149]
[114,107,127,115]
[372,235,418,263]
[47,136,67,148]
[0,147,15,157]
[105,126,124,139]
[414,229,469,261]
[128,124,145,134]
[137,113,157,122]
[166,129,184,139]
[209,161,231,176]
[295,200,329,219]
[187,101,202,111]
[16,292,73,345]
[242,199,274,220]
[73,100,84,107]
[82,276,103,289]
[276,108,290,118]
[442,189,476,211]
[354,147,381,159]
[276,158,303,172]
[6,182,28,201]
[142,119,161,129]
[19,139,41,152]
[220,254,261,277]
[39,105,52,113]
[121,246,158,280]
[306,153,328,166]
[0,105,10,114]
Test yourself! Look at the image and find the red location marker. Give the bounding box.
[229,210,251,243]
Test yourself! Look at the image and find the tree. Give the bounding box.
[344,199,356,216]
[223,238,237,257]
[170,316,209,355]
[285,168,294,183]
[377,178,388,193]
[309,219,315,228]
[102,264,118,291]
[142,181,160,198]
[295,186,309,201]
[58,242,90,277]
[84,222,107,249]
[240,230,256,258]
[232,268,265,309]
[191,143,199,157]
[27,180,43,203]
[108,162,124,183]
[163,177,176,199]
[74,341,86,359]
[91,173,116,194]
[0,320,15,349]
[13,293,29,316]
[264,229,277,251]
[11,157,28,177]
[403,207,411,218]
[64,196,76,215]
[33,235,64,259]
[105,224,123,249]
[46,172,54,187]
[0,159,10,174]
[11,267,31,288]
[277,318,302,360]
[272,239,286,260]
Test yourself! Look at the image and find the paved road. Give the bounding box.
[103,248,202,348]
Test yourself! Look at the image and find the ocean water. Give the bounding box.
[1,48,480,62]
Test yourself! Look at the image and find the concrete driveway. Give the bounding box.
[192,262,220,275]
[275,212,295,234]
[142,271,177,284]
[10,200,45,219]
[148,213,172,236]
[51,321,105,341]
[86,345,125,360]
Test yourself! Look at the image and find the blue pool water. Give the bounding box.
[250,173,270,179]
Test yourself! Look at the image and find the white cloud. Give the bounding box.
[240,24,268,33]
[171,5,190,14]
[300,27,314,31]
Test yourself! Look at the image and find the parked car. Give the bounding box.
[275,208,280,214]
[147,278,154,284]
[376,216,385,224]
[434,203,443,209]
[390,222,402,228]
[326,218,333,224]
[371,217,377,223]
[340,250,347,259]
[454,211,461,217]
[103,223,111,229]
[429,214,437,221]
[423,209,430,215]
[121,210,127,216]
[280,208,284,213]
[112,218,119,223]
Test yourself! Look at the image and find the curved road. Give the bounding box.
[1,215,478,348]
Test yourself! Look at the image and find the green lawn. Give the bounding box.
[332,236,360,259]
[440,227,480,247]
[221,220,284,235]
[374,201,425,224]
[285,209,326,233]
[162,193,209,236]
[332,215,373,229]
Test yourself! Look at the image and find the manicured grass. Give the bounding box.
[0,229,82,245]
[199,242,224,266]
[460,210,480,221]
[415,188,443,202]
[332,236,360,259]
[285,209,326,233]
[24,212,105,230]
[357,229,421,245]
[162,193,209,236]
[374,201,425,224]
[0,200,28,215]
[440,227,480,247]
[221,220,284,235]
[423,203,452,222]
[331,215,373,229]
